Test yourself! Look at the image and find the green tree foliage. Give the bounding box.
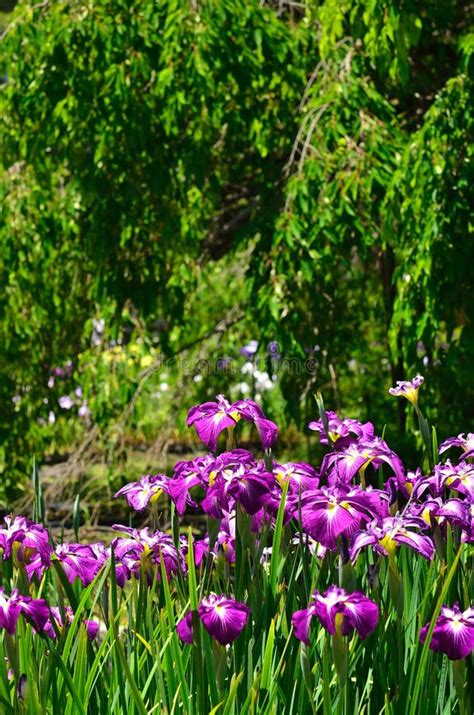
[0,0,472,499]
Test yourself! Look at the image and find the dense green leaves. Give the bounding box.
[0,0,472,497]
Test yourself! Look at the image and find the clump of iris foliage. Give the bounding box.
[0,378,473,714]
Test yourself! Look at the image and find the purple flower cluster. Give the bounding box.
[0,516,108,584]
[2,382,472,670]
[0,586,100,640]
[112,385,473,574]
[111,526,186,586]
[42,606,99,641]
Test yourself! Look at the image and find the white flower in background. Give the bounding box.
[75,386,83,398]
[48,411,56,424]
[78,402,89,418]
[58,395,74,410]
[159,382,169,392]
[236,382,250,394]
[241,361,254,375]
[193,374,203,383]
[47,377,54,388]
[91,318,105,346]
[254,369,275,392]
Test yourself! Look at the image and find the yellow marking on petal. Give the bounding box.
[405,388,418,404]
[421,508,432,525]
[230,410,241,422]
[275,469,290,487]
[208,470,218,486]
[150,489,163,504]
[379,534,397,557]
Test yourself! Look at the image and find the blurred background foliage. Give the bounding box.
[0,0,472,507]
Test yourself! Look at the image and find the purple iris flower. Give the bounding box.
[462,503,474,544]
[0,516,51,560]
[388,375,424,406]
[404,498,471,532]
[0,516,52,580]
[226,468,275,515]
[199,451,259,517]
[350,516,435,562]
[43,606,99,641]
[419,604,474,660]
[89,541,109,563]
[417,461,474,500]
[169,455,216,515]
[202,462,275,518]
[439,433,474,461]
[232,399,278,451]
[292,586,379,644]
[114,474,170,512]
[402,468,424,497]
[205,450,256,480]
[187,395,278,452]
[268,341,280,358]
[258,486,294,524]
[112,526,186,585]
[210,530,236,563]
[308,411,374,447]
[213,514,236,562]
[176,612,193,644]
[54,543,104,586]
[198,594,250,645]
[177,594,250,646]
[321,437,406,490]
[240,340,259,358]
[295,486,387,550]
[0,588,50,635]
[436,462,474,500]
[193,537,210,567]
[187,395,241,451]
[273,461,320,493]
